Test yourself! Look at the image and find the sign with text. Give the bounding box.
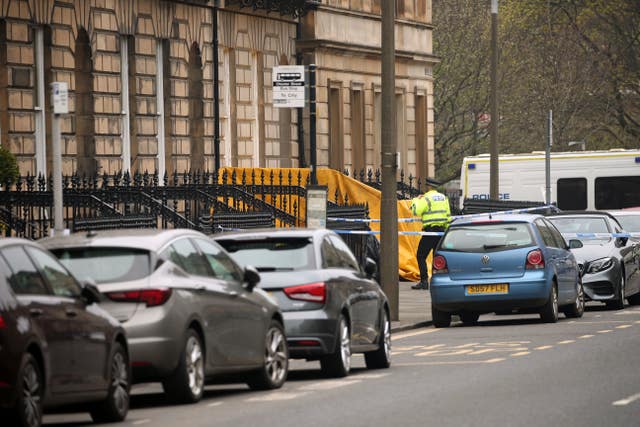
[273,65,305,108]
[51,82,69,114]
[306,185,327,229]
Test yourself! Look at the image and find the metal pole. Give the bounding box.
[545,110,553,204]
[213,4,221,171]
[309,64,317,185]
[489,0,499,199]
[35,26,47,177]
[381,0,399,320]
[52,112,63,233]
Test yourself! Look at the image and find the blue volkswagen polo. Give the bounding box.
[430,214,584,327]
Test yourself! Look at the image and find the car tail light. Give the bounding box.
[526,249,545,270]
[432,255,448,274]
[283,282,326,303]
[0,314,5,329]
[106,289,172,307]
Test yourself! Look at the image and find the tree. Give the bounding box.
[432,0,640,182]
[0,146,19,188]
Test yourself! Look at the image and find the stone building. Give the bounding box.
[0,0,435,180]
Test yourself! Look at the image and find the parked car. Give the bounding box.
[547,212,640,308]
[0,238,130,427]
[41,229,288,404]
[213,228,390,378]
[430,214,584,327]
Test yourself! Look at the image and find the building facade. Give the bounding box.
[0,0,435,180]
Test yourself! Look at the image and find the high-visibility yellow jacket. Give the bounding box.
[410,190,452,229]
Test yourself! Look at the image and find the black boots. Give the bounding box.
[411,281,429,290]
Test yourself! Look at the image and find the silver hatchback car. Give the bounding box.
[41,229,288,403]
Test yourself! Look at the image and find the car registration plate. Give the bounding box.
[466,284,509,295]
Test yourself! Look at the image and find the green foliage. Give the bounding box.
[433,0,640,182]
[0,146,19,187]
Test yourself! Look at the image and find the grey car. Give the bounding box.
[214,228,391,378]
[41,229,288,403]
[548,212,640,308]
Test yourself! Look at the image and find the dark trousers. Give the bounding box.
[416,226,445,283]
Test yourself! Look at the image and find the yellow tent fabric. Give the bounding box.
[219,167,423,281]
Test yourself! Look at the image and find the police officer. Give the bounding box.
[410,178,452,290]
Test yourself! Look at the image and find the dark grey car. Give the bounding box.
[41,229,288,403]
[214,228,391,378]
[548,212,640,308]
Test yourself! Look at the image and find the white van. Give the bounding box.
[460,149,640,210]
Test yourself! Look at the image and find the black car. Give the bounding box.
[548,212,640,308]
[0,238,130,427]
[214,228,391,378]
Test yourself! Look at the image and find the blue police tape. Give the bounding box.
[562,232,640,239]
[332,230,444,236]
[328,204,558,224]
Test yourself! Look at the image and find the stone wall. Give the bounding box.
[0,0,297,176]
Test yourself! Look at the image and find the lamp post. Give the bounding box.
[381,0,399,320]
[489,0,499,199]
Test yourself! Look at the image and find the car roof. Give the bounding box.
[0,237,43,250]
[547,211,622,226]
[39,228,207,252]
[607,210,640,216]
[213,227,329,240]
[451,213,542,226]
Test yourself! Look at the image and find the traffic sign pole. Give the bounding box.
[51,82,68,235]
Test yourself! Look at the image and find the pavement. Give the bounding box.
[390,281,433,332]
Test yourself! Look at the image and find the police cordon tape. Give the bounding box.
[328,205,560,236]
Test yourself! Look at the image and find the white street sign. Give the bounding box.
[273,65,305,108]
[51,82,69,115]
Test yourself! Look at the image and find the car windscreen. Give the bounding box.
[216,237,315,271]
[611,214,640,232]
[440,222,534,253]
[548,216,611,244]
[51,247,151,283]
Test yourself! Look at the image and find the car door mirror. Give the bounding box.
[568,239,583,249]
[617,236,629,247]
[243,265,261,291]
[364,257,377,279]
[81,281,102,304]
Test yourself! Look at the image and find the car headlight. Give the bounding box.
[586,257,614,274]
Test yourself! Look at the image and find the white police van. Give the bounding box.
[460,149,640,210]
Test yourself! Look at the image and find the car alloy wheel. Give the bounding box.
[185,335,204,397]
[110,351,129,416]
[364,310,391,369]
[18,354,43,427]
[540,284,559,323]
[265,325,288,385]
[248,320,289,390]
[91,343,130,423]
[563,280,584,318]
[338,317,352,373]
[320,315,351,377]
[163,329,205,403]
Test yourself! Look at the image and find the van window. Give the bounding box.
[557,178,587,210]
[595,176,640,209]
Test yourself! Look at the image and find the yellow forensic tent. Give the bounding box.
[219,167,422,281]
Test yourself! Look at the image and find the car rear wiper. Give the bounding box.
[483,244,505,250]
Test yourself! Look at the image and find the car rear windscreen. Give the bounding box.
[217,237,314,271]
[440,223,534,252]
[612,215,640,232]
[548,216,611,244]
[51,247,151,283]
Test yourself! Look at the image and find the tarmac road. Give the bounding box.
[44,302,640,427]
